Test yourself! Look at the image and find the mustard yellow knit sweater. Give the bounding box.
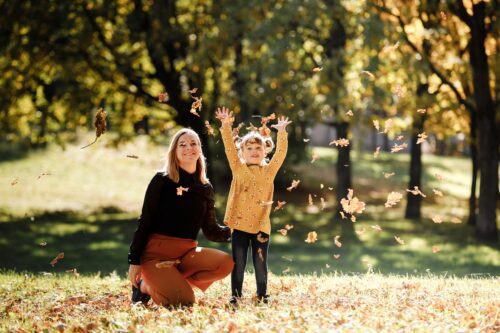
[220,124,288,234]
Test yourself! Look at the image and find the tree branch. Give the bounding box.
[371,3,476,112]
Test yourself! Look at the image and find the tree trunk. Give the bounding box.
[467,3,498,242]
[467,112,478,225]
[405,114,425,219]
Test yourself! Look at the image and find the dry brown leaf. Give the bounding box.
[11,177,19,186]
[432,215,443,224]
[274,200,286,211]
[383,119,393,134]
[126,155,139,159]
[50,252,64,267]
[406,186,426,197]
[416,132,428,145]
[381,41,399,53]
[334,235,342,248]
[391,143,408,153]
[385,191,403,208]
[81,108,107,149]
[394,236,405,245]
[188,88,198,94]
[176,186,189,196]
[257,233,269,243]
[305,231,318,243]
[158,92,169,102]
[287,180,300,192]
[156,260,181,269]
[340,211,347,219]
[329,138,350,147]
[396,135,404,141]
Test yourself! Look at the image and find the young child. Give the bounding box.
[215,106,291,305]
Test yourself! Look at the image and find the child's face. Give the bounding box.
[242,142,266,165]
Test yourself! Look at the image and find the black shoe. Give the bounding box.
[228,296,239,307]
[131,279,150,305]
[256,294,269,304]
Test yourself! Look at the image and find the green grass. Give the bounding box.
[0,139,498,277]
[0,272,498,332]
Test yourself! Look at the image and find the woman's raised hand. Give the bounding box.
[128,264,141,288]
[271,116,292,132]
[215,107,234,126]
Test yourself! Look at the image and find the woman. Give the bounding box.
[128,128,233,307]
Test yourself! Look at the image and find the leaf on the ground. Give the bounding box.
[406,186,426,197]
[50,252,64,267]
[176,186,189,196]
[274,200,286,211]
[287,180,300,192]
[394,236,405,245]
[305,231,318,243]
[334,235,342,248]
[257,233,269,243]
[329,138,350,147]
[385,191,403,208]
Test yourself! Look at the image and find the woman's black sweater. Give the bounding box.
[128,169,230,265]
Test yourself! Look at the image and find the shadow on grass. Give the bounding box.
[0,206,498,277]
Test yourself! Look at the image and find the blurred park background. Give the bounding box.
[0,0,498,277]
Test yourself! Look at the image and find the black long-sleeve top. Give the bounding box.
[128,168,231,265]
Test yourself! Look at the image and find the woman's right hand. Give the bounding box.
[215,106,234,126]
[128,264,141,288]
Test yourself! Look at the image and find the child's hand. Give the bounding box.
[271,116,292,132]
[215,107,234,127]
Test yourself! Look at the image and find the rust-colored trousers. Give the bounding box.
[140,234,234,306]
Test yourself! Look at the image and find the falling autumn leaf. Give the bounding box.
[340,211,347,219]
[312,67,323,72]
[257,233,269,243]
[303,138,310,142]
[417,108,427,114]
[416,132,428,145]
[81,108,107,149]
[340,189,366,217]
[373,120,380,131]
[205,121,215,136]
[274,201,287,211]
[66,268,80,277]
[39,242,47,246]
[190,96,203,117]
[282,267,290,274]
[390,143,408,153]
[434,173,445,181]
[394,236,405,245]
[385,192,403,208]
[305,231,318,243]
[451,217,462,224]
[158,92,169,102]
[328,187,333,191]
[381,41,399,53]
[257,248,264,261]
[287,180,300,192]
[176,186,189,196]
[432,189,444,197]
[188,88,198,94]
[325,263,330,268]
[11,177,19,186]
[361,70,375,79]
[383,172,395,179]
[371,224,382,232]
[50,252,65,267]
[432,245,441,253]
[126,155,139,159]
[346,110,354,117]
[320,198,326,210]
[383,119,393,134]
[355,228,366,236]
[432,215,443,224]
[406,186,426,197]
[334,235,342,248]
[374,147,381,158]
[396,135,404,141]
[308,194,313,206]
[311,154,319,163]
[333,254,341,259]
[329,138,350,147]
[156,260,181,269]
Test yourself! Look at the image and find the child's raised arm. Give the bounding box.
[215,107,240,173]
[267,116,292,176]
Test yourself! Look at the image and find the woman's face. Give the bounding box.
[176,133,201,167]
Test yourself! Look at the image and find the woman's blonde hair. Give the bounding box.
[161,128,209,184]
[236,131,274,164]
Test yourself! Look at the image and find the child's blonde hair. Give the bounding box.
[236,131,274,164]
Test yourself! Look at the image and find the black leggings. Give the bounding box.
[231,230,270,297]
